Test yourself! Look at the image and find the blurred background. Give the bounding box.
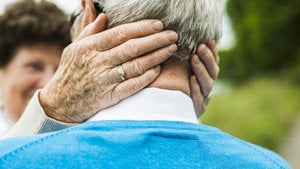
[202,0,300,168]
[1,0,299,167]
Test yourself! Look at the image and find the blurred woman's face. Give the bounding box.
[0,44,62,122]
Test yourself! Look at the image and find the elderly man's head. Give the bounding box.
[72,0,225,61]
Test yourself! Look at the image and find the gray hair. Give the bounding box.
[98,0,225,60]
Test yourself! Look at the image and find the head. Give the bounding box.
[72,0,224,60]
[0,0,71,121]
[72,0,225,95]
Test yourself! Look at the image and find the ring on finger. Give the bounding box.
[118,66,126,81]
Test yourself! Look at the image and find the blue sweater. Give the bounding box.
[0,120,290,169]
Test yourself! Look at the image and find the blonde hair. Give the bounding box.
[98,0,225,60]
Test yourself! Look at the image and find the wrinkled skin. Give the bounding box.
[190,41,219,117]
[39,4,219,123]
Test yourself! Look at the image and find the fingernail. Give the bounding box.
[167,31,178,42]
[168,44,177,53]
[193,55,201,65]
[152,21,163,31]
[198,45,210,59]
[199,44,206,52]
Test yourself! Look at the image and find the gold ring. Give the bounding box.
[118,66,125,81]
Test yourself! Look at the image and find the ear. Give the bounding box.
[81,0,97,29]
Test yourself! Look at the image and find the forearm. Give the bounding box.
[2,90,76,139]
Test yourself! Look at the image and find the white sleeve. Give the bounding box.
[2,90,77,139]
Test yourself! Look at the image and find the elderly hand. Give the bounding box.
[39,16,178,123]
[190,41,220,118]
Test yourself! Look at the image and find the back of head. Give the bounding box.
[98,0,225,60]
[0,0,71,68]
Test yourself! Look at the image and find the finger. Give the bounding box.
[208,40,220,64]
[117,44,177,80]
[190,75,205,118]
[191,54,214,97]
[75,13,107,41]
[84,20,165,51]
[196,44,219,80]
[113,66,161,101]
[103,30,178,66]
[81,0,97,29]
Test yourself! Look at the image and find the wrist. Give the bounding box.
[39,87,92,123]
[39,88,70,123]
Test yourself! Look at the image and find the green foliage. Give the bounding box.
[201,77,300,152]
[220,0,300,82]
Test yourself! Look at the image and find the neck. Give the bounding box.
[148,58,190,96]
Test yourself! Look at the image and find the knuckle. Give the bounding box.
[61,46,71,63]
[205,79,214,94]
[66,45,88,68]
[98,54,110,66]
[133,59,145,75]
[136,25,148,35]
[62,44,72,55]
[152,36,164,47]
[196,64,206,74]
[74,43,89,56]
[199,44,209,56]
[128,79,139,93]
[125,40,140,57]
[111,87,122,103]
[202,49,212,61]
[112,28,128,43]
[63,43,79,57]
[201,80,213,97]
[145,52,161,66]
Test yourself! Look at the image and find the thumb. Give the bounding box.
[75,13,107,42]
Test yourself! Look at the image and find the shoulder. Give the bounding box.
[0,121,291,169]
[192,123,290,168]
